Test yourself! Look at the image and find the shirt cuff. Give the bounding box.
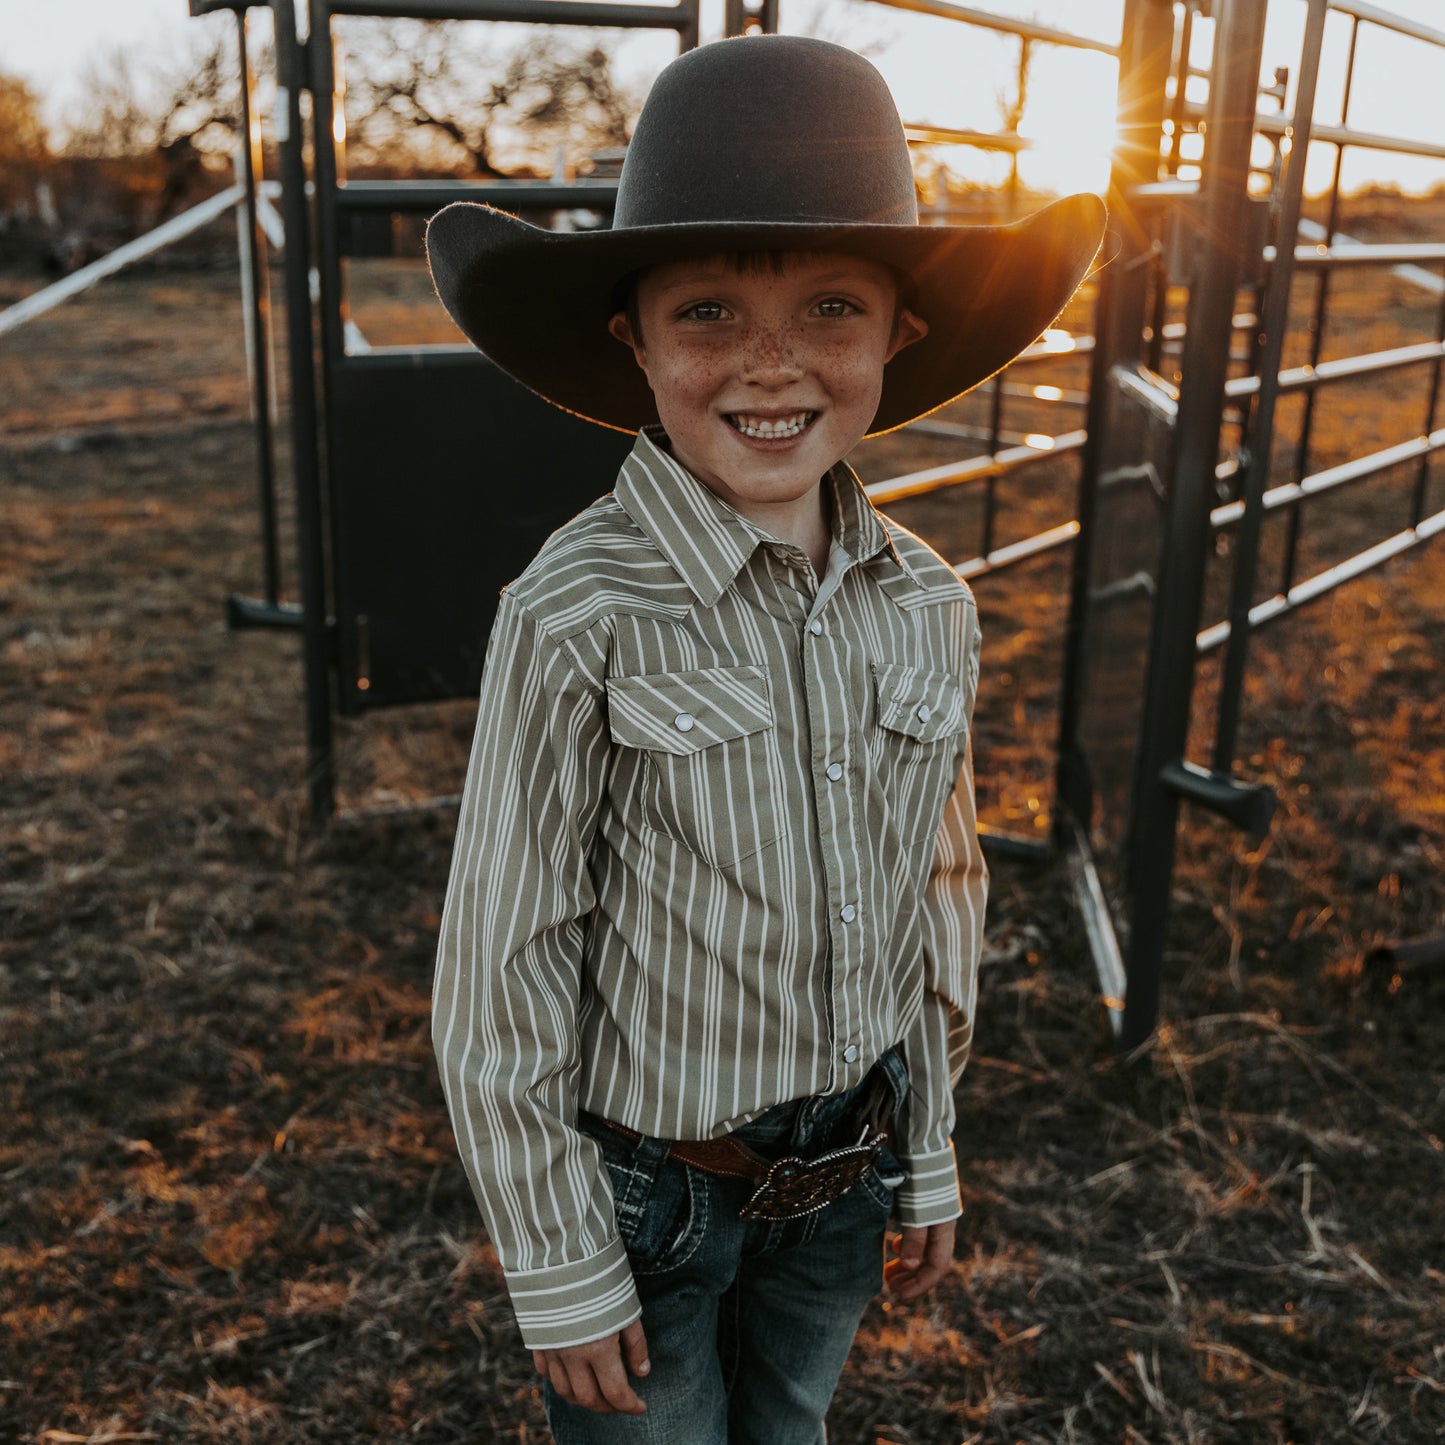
[505,1235,642,1351]
[895,1142,962,1227]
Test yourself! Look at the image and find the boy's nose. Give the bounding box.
[738,323,806,385]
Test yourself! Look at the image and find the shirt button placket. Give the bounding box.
[806,602,860,1086]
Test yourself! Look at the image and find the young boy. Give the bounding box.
[427,34,1104,1443]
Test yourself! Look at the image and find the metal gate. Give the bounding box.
[196,0,711,815]
[196,0,1445,1047]
[1061,0,1445,1048]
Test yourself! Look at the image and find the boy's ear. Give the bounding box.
[609,311,644,363]
[885,307,929,363]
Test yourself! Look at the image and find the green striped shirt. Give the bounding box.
[433,429,987,1350]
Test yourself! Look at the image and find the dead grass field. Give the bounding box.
[2,205,1443,1445]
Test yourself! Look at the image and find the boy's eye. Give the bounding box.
[680,301,727,322]
[815,297,857,318]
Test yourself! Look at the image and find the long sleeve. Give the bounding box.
[896,612,987,1227]
[431,590,640,1351]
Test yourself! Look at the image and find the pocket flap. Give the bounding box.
[872,664,967,742]
[606,665,773,755]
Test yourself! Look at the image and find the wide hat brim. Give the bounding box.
[427,193,1106,436]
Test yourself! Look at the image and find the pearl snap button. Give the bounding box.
[809,619,823,636]
[842,1044,859,1064]
[840,903,857,923]
[674,712,695,732]
[916,703,932,723]
[827,762,843,782]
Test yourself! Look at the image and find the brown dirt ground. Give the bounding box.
[2,232,1443,1445]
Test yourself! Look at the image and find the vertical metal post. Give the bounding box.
[304,0,358,706]
[677,0,700,52]
[982,378,1003,557]
[234,7,282,608]
[272,0,336,822]
[1055,0,1175,835]
[1120,0,1268,1050]
[1292,17,1357,506]
[723,0,777,36]
[306,1,348,383]
[1147,1,1194,376]
[1213,0,1328,772]
[1415,265,1445,526]
[1165,2,1193,178]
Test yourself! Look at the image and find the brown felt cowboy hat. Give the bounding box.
[426,33,1107,436]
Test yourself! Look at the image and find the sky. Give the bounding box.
[3,0,1444,195]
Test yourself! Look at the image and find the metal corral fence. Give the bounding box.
[8,0,1438,1049]
[180,0,1123,826]
[1062,0,1445,1047]
[191,0,1445,1049]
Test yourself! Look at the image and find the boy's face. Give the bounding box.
[609,251,927,530]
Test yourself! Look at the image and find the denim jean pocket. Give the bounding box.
[627,1156,709,1276]
[588,1123,709,1276]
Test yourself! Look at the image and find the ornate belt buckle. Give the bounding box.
[739,1128,885,1222]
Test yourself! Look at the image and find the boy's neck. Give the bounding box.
[765,484,833,580]
[658,438,834,579]
[707,473,832,578]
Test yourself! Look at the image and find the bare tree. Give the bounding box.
[48,25,243,244]
[501,38,633,164]
[341,19,637,177]
[65,47,163,161]
[66,27,241,163]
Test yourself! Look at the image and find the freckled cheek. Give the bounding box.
[806,337,888,392]
[826,357,888,408]
[646,357,730,412]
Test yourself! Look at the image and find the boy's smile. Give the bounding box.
[609,251,927,562]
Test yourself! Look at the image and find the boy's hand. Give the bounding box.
[533,1319,651,1415]
[885,1220,956,1301]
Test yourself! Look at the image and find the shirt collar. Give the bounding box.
[615,429,911,606]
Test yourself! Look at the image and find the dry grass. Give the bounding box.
[2,207,1444,1443]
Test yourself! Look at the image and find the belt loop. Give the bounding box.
[638,1132,671,1168]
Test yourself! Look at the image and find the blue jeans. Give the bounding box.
[545,1050,909,1445]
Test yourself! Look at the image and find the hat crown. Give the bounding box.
[613,36,919,231]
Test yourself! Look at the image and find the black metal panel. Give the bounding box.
[334,180,619,216]
[1074,389,1170,870]
[326,0,694,25]
[327,353,632,713]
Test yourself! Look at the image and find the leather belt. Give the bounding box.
[589,1064,897,1222]
[597,1120,777,1184]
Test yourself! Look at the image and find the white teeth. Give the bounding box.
[731,412,811,439]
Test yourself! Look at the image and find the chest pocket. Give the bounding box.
[870,663,968,846]
[606,665,781,869]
